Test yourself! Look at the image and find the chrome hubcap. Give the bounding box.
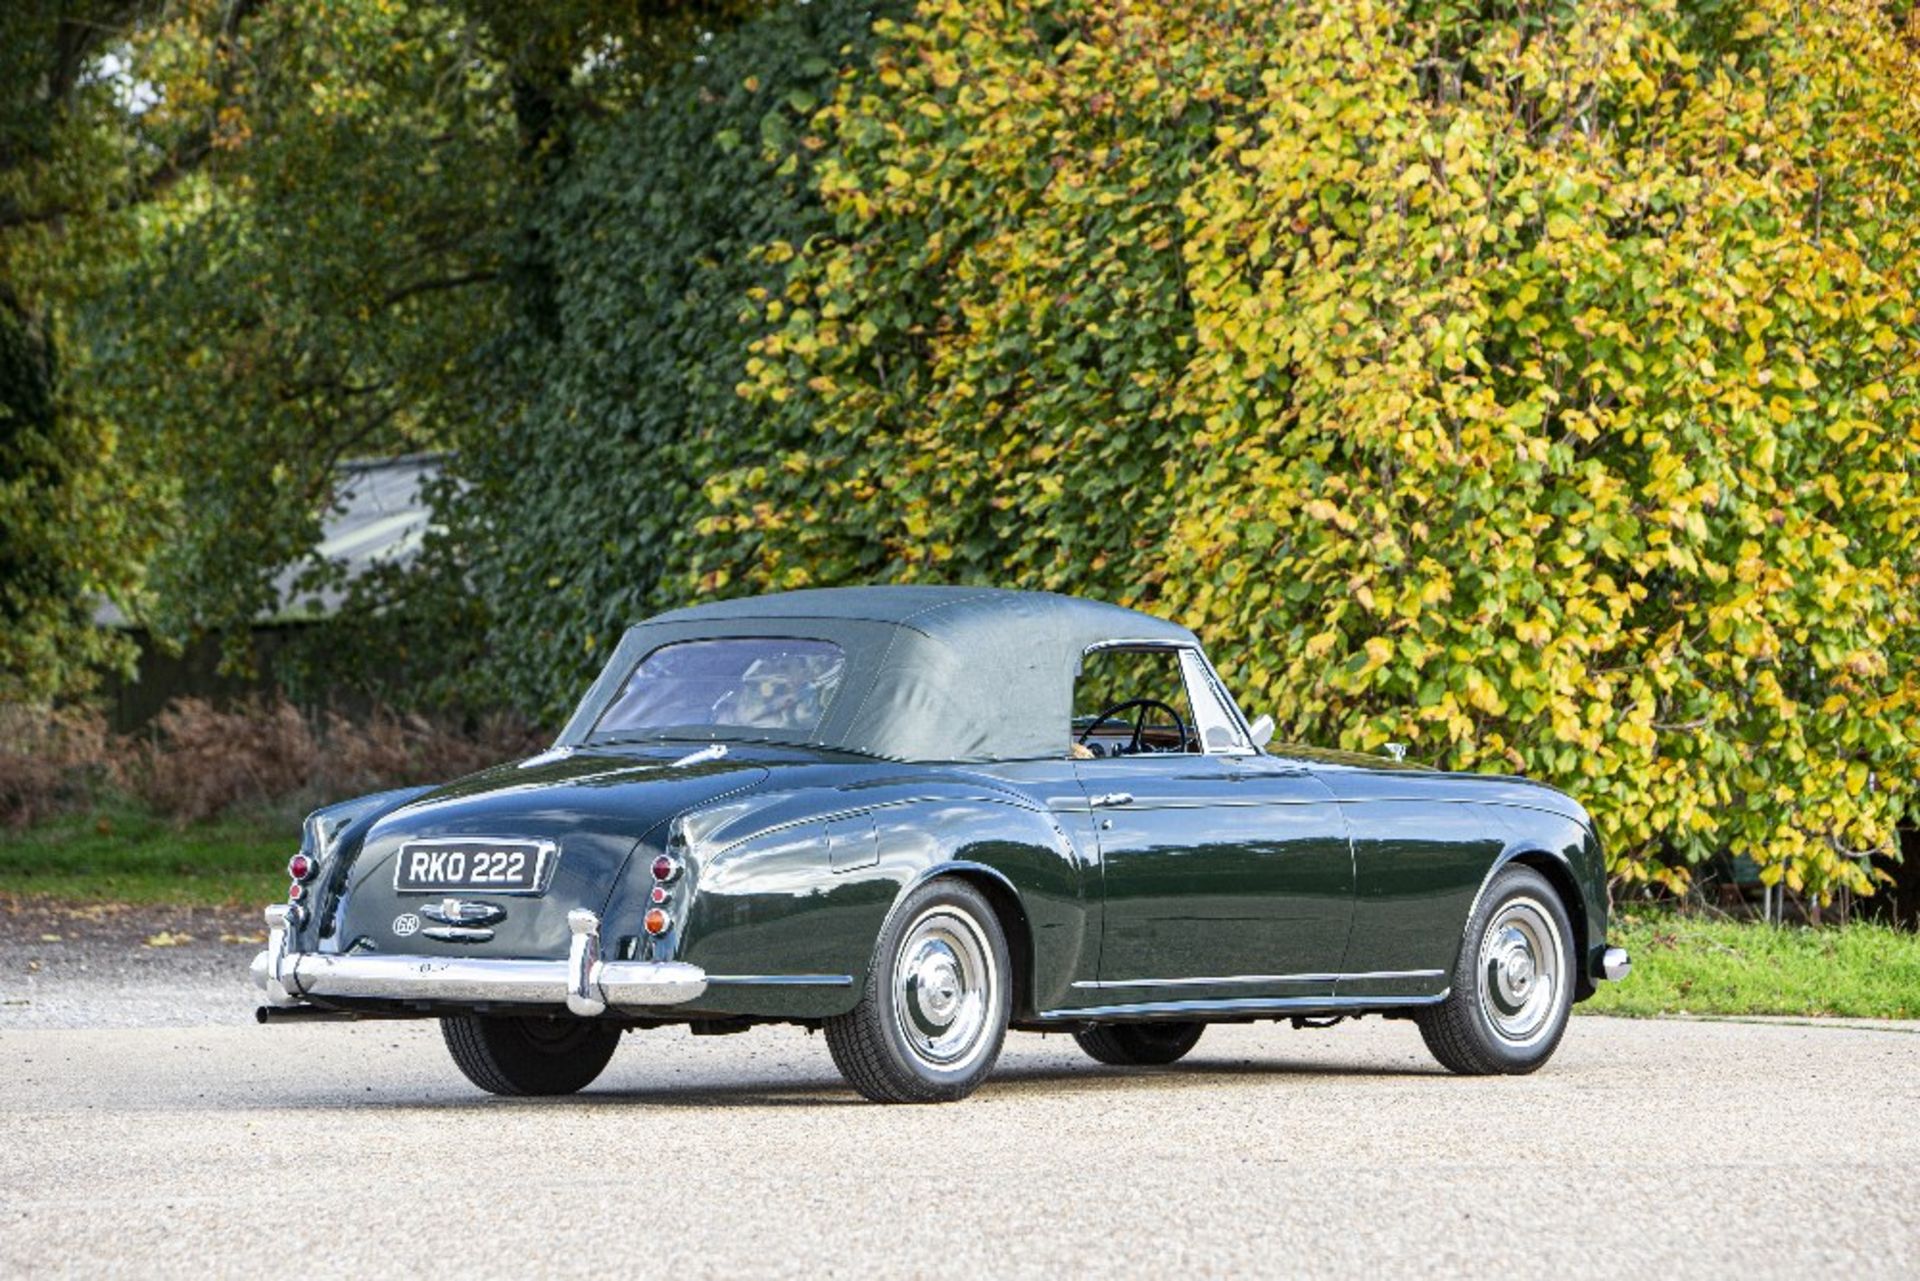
[1477,897,1562,1047]
[892,907,996,1070]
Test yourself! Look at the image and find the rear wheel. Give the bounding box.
[1074,1021,1205,1067]
[1417,865,1575,1075]
[826,878,1010,1103]
[441,1014,621,1096]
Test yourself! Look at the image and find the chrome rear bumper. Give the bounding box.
[251,905,705,1016]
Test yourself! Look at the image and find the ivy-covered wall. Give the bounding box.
[455,0,894,716]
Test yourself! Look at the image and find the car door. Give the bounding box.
[1068,645,1354,1006]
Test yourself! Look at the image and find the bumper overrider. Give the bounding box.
[250,904,706,1016]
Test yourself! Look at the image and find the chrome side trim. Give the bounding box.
[1071,969,1445,990]
[421,925,495,944]
[1040,993,1448,1022]
[516,745,575,770]
[704,974,855,987]
[670,743,729,768]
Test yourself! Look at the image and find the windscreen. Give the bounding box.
[592,638,847,739]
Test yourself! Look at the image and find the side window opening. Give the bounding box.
[1070,647,1197,758]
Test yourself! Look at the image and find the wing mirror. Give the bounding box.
[1247,714,1275,749]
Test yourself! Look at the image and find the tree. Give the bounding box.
[47,1,768,696]
[0,0,180,703]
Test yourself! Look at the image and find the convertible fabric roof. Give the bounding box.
[557,587,1198,762]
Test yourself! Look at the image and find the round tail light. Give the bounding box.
[650,884,670,905]
[651,855,680,882]
[288,853,315,881]
[287,880,305,902]
[643,908,670,935]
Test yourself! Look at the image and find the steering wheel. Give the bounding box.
[1077,698,1191,756]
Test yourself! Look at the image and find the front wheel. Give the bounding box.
[826,878,1011,1103]
[441,1014,621,1096]
[1417,865,1575,1075]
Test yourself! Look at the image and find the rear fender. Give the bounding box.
[669,793,1087,1019]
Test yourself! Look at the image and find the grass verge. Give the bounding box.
[0,802,287,907]
[1584,909,1920,1020]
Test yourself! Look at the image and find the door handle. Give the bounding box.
[1090,792,1134,808]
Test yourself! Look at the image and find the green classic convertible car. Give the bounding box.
[252,586,1628,1103]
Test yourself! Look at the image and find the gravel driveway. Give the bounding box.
[3,918,1917,1278]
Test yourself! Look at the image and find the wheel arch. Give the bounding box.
[886,860,1037,1022]
[1465,845,1595,1002]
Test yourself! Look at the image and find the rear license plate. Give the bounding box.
[393,839,555,894]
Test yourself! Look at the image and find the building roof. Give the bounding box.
[268,455,441,622]
[94,454,442,628]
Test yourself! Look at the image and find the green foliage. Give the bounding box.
[5,1,775,703]
[0,799,283,907]
[711,0,1920,899]
[84,0,520,651]
[1584,910,1920,1019]
[0,0,171,703]
[454,0,893,716]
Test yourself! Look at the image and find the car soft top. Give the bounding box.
[554,586,1197,763]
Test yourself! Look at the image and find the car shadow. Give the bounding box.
[261,1053,1446,1114]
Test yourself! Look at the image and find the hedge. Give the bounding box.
[474,0,1920,901]
[709,0,1920,899]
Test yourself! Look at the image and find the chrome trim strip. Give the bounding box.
[1040,993,1448,1021]
[704,974,856,987]
[669,743,729,768]
[421,925,495,944]
[1071,969,1445,990]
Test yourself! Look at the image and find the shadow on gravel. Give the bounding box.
[989,1056,1444,1091]
[264,1078,867,1112]
[251,1054,1444,1114]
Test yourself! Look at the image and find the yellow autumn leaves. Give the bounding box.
[706,0,1920,902]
